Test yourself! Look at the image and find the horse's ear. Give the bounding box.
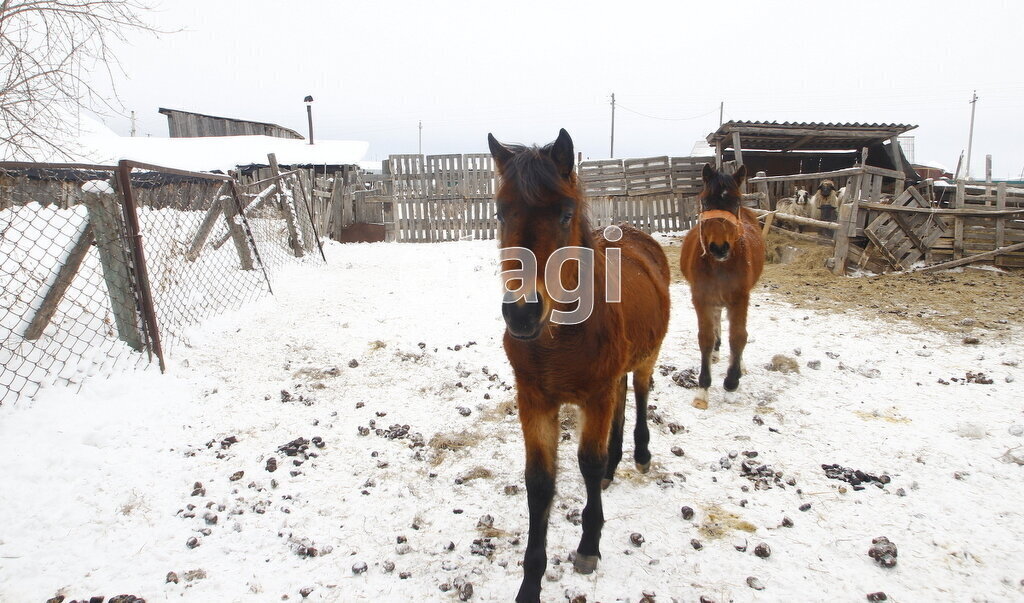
[702,163,715,183]
[732,164,747,186]
[488,133,514,168]
[549,128,575,177]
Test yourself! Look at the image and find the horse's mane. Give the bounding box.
[497,143,582,208]
[699,171,742,212]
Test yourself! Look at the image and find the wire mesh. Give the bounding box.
[0,163,322,404]
[1,169,144,402]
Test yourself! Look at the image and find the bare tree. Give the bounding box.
[0,0,158,161]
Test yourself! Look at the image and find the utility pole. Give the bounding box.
[130,111,136,137]
[418,120,423,155]
[304,95,314,145]
[965,90,978,179]
[609,93,615,158]
[719,101,724,127]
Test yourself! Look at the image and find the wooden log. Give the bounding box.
[996,182,1007,249]
[765,223,834,245]
[83,190,144,350]
[221,182,255,270]
[749,207,839,231]
[185,182,228,261]
[22,220,95,341]
[761,210,775,237]
[917,241,1024,272]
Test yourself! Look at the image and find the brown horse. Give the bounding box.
[488,129,670,602]
[679,163,765,409]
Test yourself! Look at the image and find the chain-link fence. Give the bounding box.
[1,160,322,403]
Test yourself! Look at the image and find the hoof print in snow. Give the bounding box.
[229,471,244,481]
[186,536,200,549]
[680,506,695,520]
[690,538,703,550]
[299,586,313,598]
[166,571,179,583]
[383,560,396,573]
[349,359,360,368]
[799,503,812,512]
[866,593,888,601]
[746,576,765,590]
[191,482,205,497]
[868,537,897,568]
[630,532,645,547]
[352,561,368,574]
[754,543,771,558]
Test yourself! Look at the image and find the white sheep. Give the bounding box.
[775,188,816,232]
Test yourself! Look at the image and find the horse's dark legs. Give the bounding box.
[712,308,722,363]
[693,303,717,409]
[632,359,656,472]
[516,399,559,603]
[602,375,627,489]
[724,296,749,392]
[574,389,614,575]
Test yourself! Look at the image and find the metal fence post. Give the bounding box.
[116,160,166,372]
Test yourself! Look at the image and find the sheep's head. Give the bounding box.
[817,180,836,197]
[795,189,810,205]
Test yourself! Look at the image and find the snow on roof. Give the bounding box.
[97,135,369,172]
[2,110,368,171]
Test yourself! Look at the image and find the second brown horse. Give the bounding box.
[488,129,670,602]
[679,163,765,409]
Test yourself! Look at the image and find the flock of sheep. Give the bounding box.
[774,179,841,230]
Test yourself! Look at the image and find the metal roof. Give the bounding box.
[707,120,918,151]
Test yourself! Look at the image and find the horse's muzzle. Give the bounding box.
[503,292,545,340]
[709,241,730,261]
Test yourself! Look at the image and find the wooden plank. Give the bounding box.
[22,220,95,341]
[996,182,1007,249]
[831,202,853,275]
[185,187,226,261]
[918,241,1024,272]
[954,180,965,260]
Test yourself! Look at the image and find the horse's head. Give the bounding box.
[698,163,746,261]
[488,128,589,340]
[817,180,836,197]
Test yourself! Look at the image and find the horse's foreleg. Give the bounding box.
[632,360,656,472]
[724,296,750,392]
[574,389,615,575]
[516,399,559,603]
[602,375,627,490]
[693,304,717,409]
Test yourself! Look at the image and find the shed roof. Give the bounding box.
[158,107,304,140]
[707,120,917,152]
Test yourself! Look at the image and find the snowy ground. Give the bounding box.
[1,239,1022,602]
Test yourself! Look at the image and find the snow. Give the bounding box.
[1,109,368,171]
[1,239,1022,602]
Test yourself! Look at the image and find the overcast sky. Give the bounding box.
[94,0,1024,177]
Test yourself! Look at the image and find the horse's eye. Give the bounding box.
[496,211,504,223]
[560,211,573,225]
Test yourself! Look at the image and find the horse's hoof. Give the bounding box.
[573,553,600,574]
[601,478,613,490]
[692,388,709,410]
[723,391,740,404]
[635,461,651,473]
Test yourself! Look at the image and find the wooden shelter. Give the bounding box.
[707,121,919,182]
[159,108,304,140]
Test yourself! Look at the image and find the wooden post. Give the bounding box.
[985,155,993,204]
[80,190,145,350]
[715,141,723,169]
[889,136,905,194]
[953,179,965,260]
[185,182,227,261]
[755,171,769,210]
[221,180,255,270]
[22,219,95,341]
[831,201,855,275]
[995,182,1007,261]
